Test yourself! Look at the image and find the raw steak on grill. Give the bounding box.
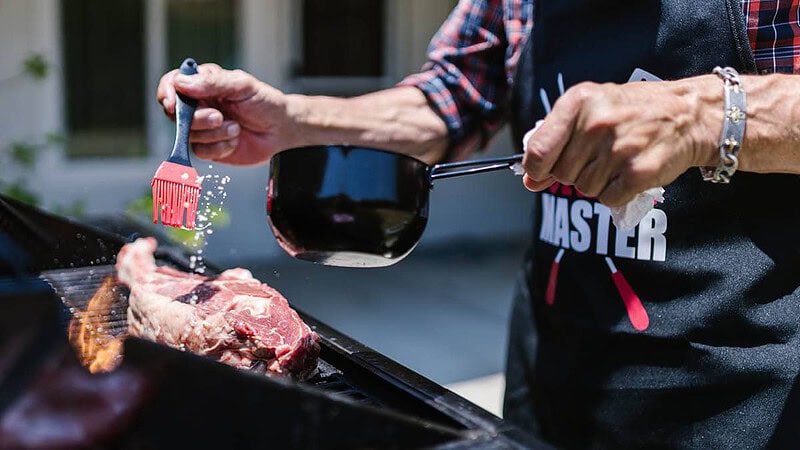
[116,238,320,379]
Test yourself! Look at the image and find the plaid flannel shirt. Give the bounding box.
[400,0,800,160]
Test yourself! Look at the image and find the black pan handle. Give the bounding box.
[429,154,523,181]
[168,58,199,166]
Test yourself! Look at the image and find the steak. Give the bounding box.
[116,238,320,379]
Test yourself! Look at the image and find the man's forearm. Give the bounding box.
[738,74,800,174]
[285,86,450,165]
[684,73,800,174]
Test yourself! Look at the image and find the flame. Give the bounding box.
[68,276,125,373]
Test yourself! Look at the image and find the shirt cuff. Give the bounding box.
[398,72,481,162]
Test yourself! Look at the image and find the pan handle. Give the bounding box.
[429,154,523,181]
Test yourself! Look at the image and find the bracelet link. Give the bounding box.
[700,66,747,184]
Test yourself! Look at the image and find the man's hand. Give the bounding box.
[156,64,450,166]
[157,64,295,165]
[521,77,724,206]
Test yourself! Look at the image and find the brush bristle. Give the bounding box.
[151,161,202,229]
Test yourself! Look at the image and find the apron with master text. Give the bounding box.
[503,1,800,448]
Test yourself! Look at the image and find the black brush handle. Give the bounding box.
[168,58,199,166]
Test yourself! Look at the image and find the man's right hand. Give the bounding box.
[157,64,296,166]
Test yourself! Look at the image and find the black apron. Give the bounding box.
[503,1,800,448]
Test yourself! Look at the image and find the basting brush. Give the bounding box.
[152,58,202,229]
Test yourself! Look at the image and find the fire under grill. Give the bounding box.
[42,263,386,409]
[0,195,546,449]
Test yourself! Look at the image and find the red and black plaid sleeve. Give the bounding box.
[399,0,531,160]
[741,0,800,74]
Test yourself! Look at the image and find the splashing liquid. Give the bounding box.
[186,164,230,276]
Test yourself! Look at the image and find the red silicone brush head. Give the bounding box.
[151,161,202,229]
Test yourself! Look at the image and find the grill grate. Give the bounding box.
[40,264,383,407]
[41,265,128,336]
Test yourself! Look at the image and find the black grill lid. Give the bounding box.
[0,196,124,272]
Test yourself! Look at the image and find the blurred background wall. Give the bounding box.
[0,0,534,265]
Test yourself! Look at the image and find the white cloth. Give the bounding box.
[609,187,665,231]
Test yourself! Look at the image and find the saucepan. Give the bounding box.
[266,145,523,268]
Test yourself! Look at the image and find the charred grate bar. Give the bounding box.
[311,361,384,407]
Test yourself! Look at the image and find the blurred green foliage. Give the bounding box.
[22,53,50,80]
[0,132,73,214]
[52,200,87,218]
[9,142,37,167]
[45,132,67,145]
[1,181,40,206]
[0,54,82,218]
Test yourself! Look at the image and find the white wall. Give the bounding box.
[0,0,62,154]
[0,0,534,265]
[0,0,172,215]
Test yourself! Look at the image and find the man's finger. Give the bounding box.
[522,174,556,192]
[156,69,179,114]
[190,108,225,131]
[549,122,613,186]
[597,174,640,208]
[190,121,241,144]
[522,83,589,180]
[173,63,257,101]
[573,159,604,198]
[193,138,239,161]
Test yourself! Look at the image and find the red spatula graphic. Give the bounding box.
[605,257,649,331]
[152,58,202,229]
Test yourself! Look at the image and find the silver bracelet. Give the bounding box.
[699,66,747,184]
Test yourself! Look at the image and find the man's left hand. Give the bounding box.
[521,78,723,206]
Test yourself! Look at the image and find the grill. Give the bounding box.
[0,195,546,449]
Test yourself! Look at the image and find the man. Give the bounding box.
[158,0,800,447]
